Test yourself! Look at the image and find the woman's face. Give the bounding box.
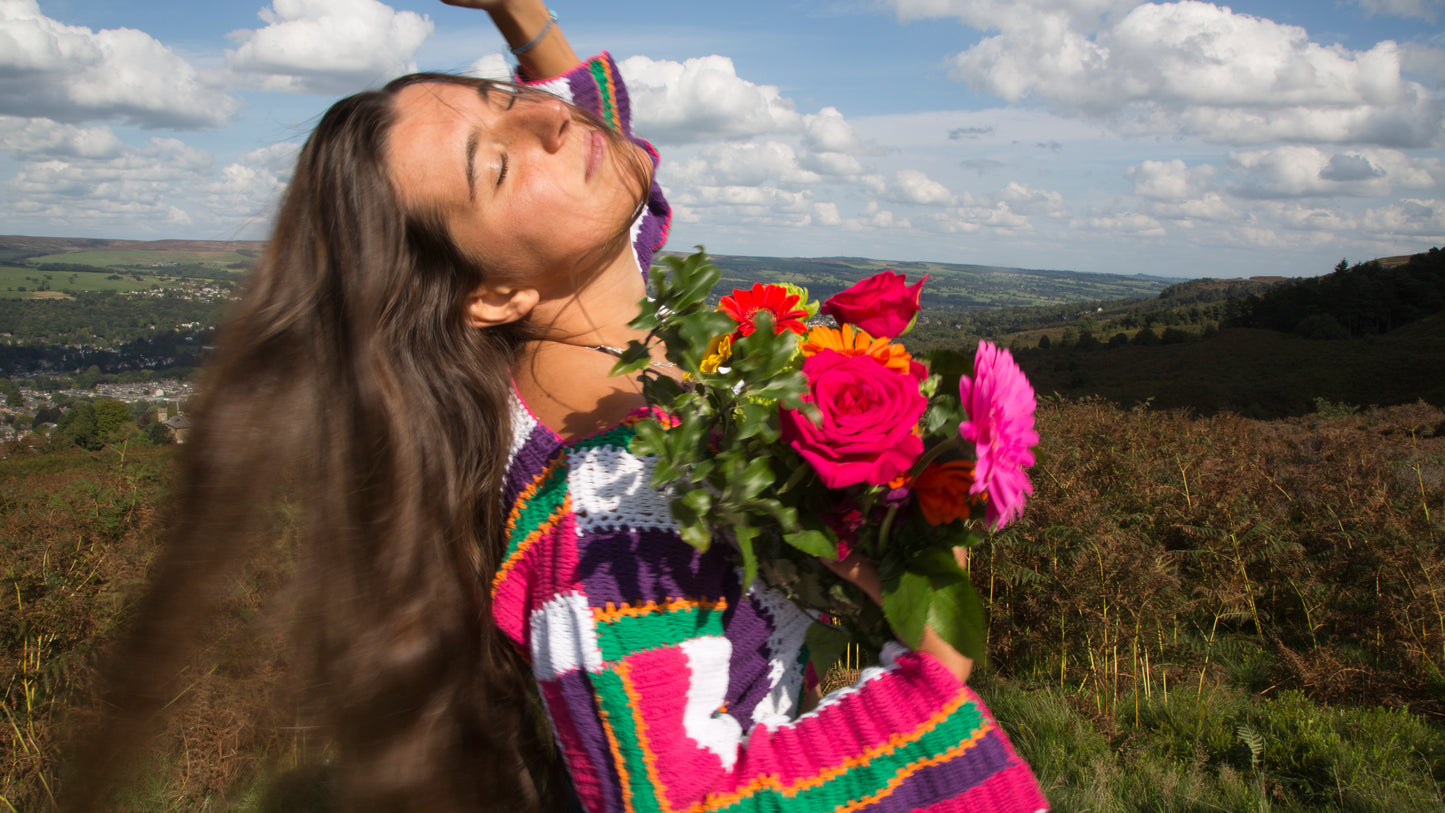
[385,80,646,295]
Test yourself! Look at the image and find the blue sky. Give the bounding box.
[2,0,1443,278]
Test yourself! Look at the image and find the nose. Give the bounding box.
[513,98,570,153]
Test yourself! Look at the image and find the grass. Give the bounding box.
[0,266,177,298]
[23,250,254,269]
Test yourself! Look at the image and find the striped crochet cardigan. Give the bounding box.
[493,399,1049,813]
[495,54,1048,813]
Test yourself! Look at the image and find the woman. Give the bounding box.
[66,2,1048,811]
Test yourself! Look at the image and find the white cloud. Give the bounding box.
[206,142,302,222]
[0,117,125,160]
[466,52,511,81]
[1126,159,1216,200]
[1362,198,1445,237]
[4,133,218,231]
[1142,193,1239,223]
[846,201,912,231]
[803,107,862,153]
[892,0,1445,147]
[1074,211,1167,236]
[618,54,805,144]
[227,0,434,95]
[0,0,238,128]
[1225,146,1445,198]
[670,141,823,187]
[865,169,957,206]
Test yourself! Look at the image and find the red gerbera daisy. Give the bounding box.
[718,283,809,337]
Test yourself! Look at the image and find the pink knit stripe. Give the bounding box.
[913,760,1050,813]
[491,508,575,646]
[623,646,732,810]
[759,653,964,786]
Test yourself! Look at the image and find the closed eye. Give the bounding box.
[497,153,509,187]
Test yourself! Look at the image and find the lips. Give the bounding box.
[585,129,605,181]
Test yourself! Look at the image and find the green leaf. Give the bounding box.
[735,524,760,591]
[924,578,987,666]
[729,455,776,502]
[880,569,931,649]
[784,528,837,559]
[804,622,851,682]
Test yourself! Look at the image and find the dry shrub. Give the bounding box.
[978,397,1445,721]
[1,446,307,810]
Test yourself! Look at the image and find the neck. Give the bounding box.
[528,246,648,348]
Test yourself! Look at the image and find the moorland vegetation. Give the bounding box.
[1,242,1443,810]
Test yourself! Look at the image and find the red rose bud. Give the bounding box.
[820,270,929,339]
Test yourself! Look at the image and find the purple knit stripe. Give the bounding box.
[722,592,785,723]
[853,732,1015,813]
[574,527,738,608]
[634,188,670,275]
[566,65,604,128]
[502,428,562,504]
[555,669,625,812]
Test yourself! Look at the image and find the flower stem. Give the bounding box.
[877,503,901,557]
[911,436,968,479]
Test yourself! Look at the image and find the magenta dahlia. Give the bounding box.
[958,340,1039,529]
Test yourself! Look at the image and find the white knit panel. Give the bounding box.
[567,445,678,534]
[530,591,604,680]
[508,395,540,459]
[747,582,813,728]
[678,637,742,771]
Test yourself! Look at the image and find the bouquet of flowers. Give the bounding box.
[612,249,1039,669]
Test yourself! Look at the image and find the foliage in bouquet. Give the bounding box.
[614,249,1039,670]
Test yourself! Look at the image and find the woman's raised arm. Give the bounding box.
[442,0,581,80]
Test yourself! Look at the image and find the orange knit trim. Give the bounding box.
[617,658,670,812]
[593,597,729,624]
[599,665,640,813]
[492,469,570,597]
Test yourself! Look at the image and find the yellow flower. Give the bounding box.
[800,324,915,375]
[700,333,733,373]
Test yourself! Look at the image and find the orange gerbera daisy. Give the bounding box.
[913,460,977,526]
[800,324,915,375]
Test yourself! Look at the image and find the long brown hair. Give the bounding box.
[64,74,650,811]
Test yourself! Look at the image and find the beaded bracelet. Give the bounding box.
[510,9,558,56]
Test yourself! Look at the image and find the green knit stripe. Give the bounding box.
[504,454,568,559]
[593,666,665,813]
[703,695,990,813]
[568,417,642,452]
[588,58,621,133]
[593,602,728,662]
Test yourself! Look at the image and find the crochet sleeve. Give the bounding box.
[520,52,670,276]
[494,413,1049,813]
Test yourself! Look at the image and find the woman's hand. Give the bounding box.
[821,551,974,686]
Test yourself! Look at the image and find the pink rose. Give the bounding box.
[780,350,927,489]
[820,271,929,339]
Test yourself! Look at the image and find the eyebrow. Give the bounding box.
[465,128,480,203]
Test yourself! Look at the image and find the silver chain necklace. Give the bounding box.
[585,344,678,369]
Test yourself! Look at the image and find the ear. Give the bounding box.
[465,285,539,328]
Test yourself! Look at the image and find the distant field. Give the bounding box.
[0,265,175,297]
[24,248,253,269]
[698,253,1172,311]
